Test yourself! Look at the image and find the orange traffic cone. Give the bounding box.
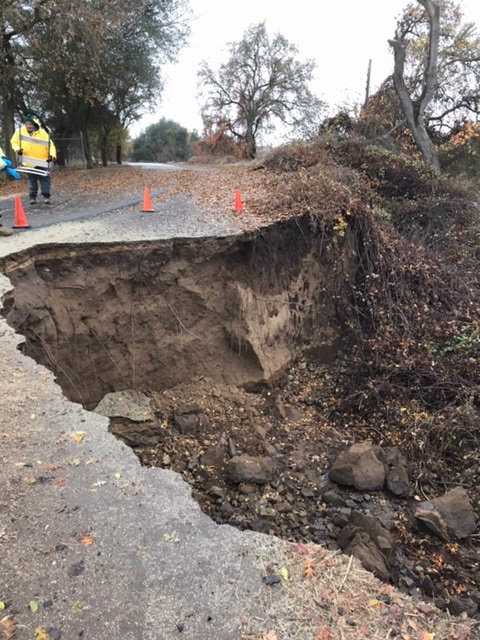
[233,190,244,214]
[13,196,30,229]
[142,186,155,212]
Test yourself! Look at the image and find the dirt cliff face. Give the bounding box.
[1,217,340,408]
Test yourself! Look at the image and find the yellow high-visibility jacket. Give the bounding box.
[11,125,57,169]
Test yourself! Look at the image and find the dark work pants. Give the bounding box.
[28,174,51,199]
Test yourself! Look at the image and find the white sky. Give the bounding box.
[130,0,480,140]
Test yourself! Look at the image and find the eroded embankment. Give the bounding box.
[0,217,341,409]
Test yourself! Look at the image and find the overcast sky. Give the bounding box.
[130,0,480,139]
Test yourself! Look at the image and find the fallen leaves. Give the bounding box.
[35,628,50,640]
[303,557,316,579]
[262,632,278,640]
[71,431,87,444]
[0,605,4,612]
[368,598,383,608]
[29,600,39,613]
[0,616,16,640]
[71,601,85,614]
[79,533,95,546]
[278,567,289,582]
[315,628,333,640]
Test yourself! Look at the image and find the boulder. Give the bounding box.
[338,512,393,555]
[174,404,209,435]
[95,390,154,422]
[225,455,274,485]
[110,421,161,447]
[330,441,385,491]
[415,487,476,540]
[201,439,227,467]
[338,512,393,581]
[381,447,410,497]
[342,531,390,581]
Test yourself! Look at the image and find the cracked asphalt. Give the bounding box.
[0,175,285,640]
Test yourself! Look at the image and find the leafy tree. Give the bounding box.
[198,22,321,158]
[132,119,193,162]
[390,0,442,171]
[2,0,189,167]
[0,0,53,154]
[389,0,480,170]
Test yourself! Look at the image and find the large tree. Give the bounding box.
[2,0,189,166]
[390,0,442,171]
[198,22,320,158]
[389,0,480,170]
[132,119,193,162]
[0,0,53,154]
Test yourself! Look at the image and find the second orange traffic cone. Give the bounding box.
[142,186,155,212]
[233,190,244,214]
[13,196,30,229]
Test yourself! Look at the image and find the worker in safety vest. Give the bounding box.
[11,114,56,205]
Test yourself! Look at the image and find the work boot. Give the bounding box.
[30,197,37,205]
[0,226,14,237]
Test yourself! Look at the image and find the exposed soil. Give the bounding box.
[1,216,340,408]
[2,219,479,623]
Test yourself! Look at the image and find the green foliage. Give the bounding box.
[132,119,193,162]
[432,324,480,356]
[1,0,190,165]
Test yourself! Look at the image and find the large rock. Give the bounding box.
[201,442,227,467]
[95,390,154,422]
[338,512,393,581]
[330,441,386,491]
[110,421,161,448]
[415,487,476,540]
[225,455,274,485]
[342,532,390,581]
[173,404,209,435]
[338,512,393,555]
[381,447,410,497]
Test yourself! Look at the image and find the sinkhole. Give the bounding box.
[1,216,344,542]
[3,217,479,616]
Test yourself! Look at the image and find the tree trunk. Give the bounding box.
[390,0,441,172]
[116,143,122,164]
[1,95,15,158]
[80,128,93,169]
[56,145,66,167]
[1,34,17,158]
[101,132,108,167]
[409,115,440,171]
[245,128,256,159]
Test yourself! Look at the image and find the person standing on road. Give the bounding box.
[10,114,56,205]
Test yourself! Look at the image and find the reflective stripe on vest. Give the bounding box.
[20,135,49,147]
[21,155,49,168]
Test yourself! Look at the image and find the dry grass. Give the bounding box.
[242,541,475,640]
